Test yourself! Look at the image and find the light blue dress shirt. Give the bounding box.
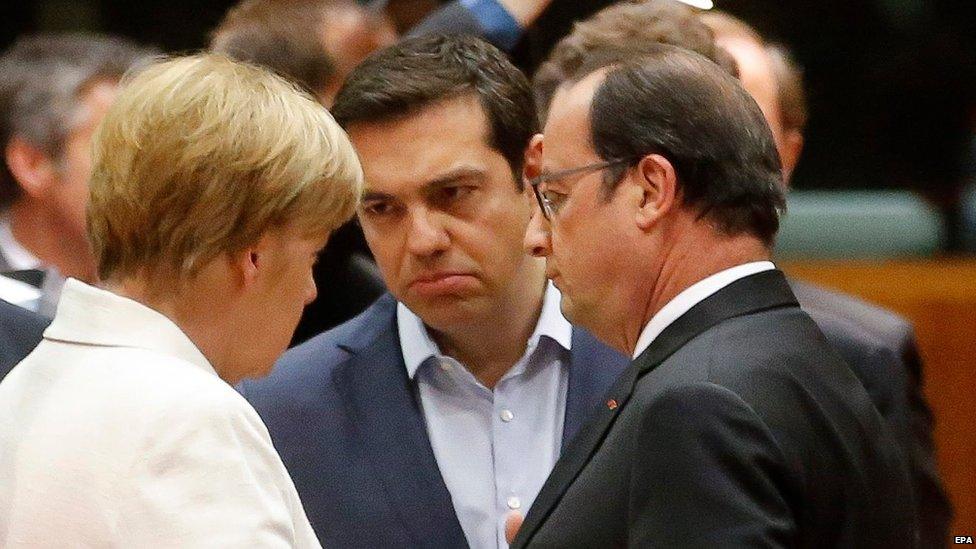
[397,283,572,549]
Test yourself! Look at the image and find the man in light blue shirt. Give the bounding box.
[399,284,570,546]
[241,35,628,548]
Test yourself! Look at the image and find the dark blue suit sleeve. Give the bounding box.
[0,300,48,379]
[407,0,523,52]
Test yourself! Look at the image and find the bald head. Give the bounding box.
[702,11,805,183]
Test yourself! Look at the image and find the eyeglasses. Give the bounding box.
[528,158,632,220]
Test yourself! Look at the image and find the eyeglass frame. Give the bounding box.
[528,157,634,221]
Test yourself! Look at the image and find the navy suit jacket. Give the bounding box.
[0,299,48,380]
[241,294,629,548]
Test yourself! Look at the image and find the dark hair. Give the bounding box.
[210,0,337,98]
[0,33,153,209]
[581,45,785,246]
[532,0,737,122]
[331,34,538,189]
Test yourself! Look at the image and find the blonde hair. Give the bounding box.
[88,52,363,286]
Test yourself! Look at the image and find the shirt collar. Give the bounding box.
[632,261,776,359]
[398,282,573,380]
[0,214,41,270]
[44,278,217,377]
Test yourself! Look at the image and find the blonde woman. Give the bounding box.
[0,53,362,547]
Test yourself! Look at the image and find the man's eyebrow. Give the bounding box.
[360,167,487,203]
[422,167,486,191]
[361,189,395,202]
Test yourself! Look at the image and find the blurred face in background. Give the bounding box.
[318,3,397,104]
[350,94,538,333]
[6,78,119,280]
[715,35,803,182]
[55,80,118,252]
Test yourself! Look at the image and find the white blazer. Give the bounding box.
[0,279,321,548]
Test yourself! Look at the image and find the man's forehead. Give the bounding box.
[543,69,608,159]
[349,95,511,196]
[546,69,607,129]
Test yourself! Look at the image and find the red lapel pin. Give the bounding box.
[607,399,618,410]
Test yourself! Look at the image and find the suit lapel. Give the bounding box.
[514,270,799,547]
[332,301,468,548]
[562,328,629,449]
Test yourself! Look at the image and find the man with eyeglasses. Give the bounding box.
[512,45,917,547]
[239,34,628,548]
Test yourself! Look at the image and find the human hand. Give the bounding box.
[505,510,524,545]
[497,0,553,28]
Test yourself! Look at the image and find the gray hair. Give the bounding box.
[0,33,155,208]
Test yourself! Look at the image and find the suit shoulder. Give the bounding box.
[241,294,398,400]
[788,279,913,346]
[801,304,890,360]
[12,344,255,432]
[649,307,857,404]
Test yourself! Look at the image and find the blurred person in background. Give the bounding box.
[211,0,396,106]
[529,3,949,545]
[701,11,952,545]
[240,34,629,548]
[0,53,362,547]
[395,0,554,53]
[0,33,151,316]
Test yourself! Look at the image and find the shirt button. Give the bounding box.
[499,409,514,422]
[507,496,521,510]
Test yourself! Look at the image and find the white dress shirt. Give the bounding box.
[0,216,42,311]
[633,261,776,358]
[397,282,572,549]
[0,215,64,316]
[0,279,320,548]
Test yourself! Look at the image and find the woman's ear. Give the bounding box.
[634,154,678,230]
[231,235,272,288]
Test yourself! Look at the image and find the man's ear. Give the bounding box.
[5,137,58,199]
[779,129,804,185]
[633,153,678,230]
[521,133,544,210]
[523,133,543,183]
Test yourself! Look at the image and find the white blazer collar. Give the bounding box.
[44,278,217,376]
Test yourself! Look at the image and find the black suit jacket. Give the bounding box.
[513,270,917,548]
[0,299,48,379]
[790,280,951,548]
